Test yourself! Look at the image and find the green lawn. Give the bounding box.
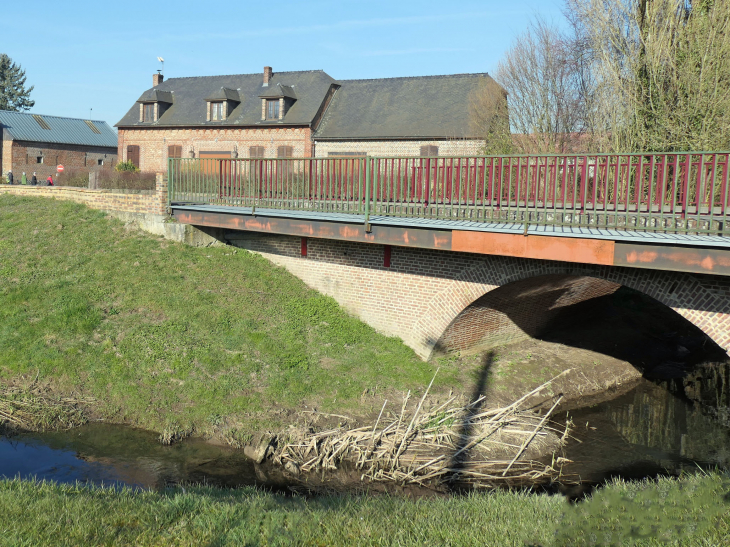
[0,473,727,546]
[0,195,449,438]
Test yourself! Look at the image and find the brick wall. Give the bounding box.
[3,139,117,180]
[313,139,485,157]
[0,173,168,216]
[227,232,730,359]
[118,127,313,173]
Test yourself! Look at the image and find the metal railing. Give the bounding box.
[168,153,730,236]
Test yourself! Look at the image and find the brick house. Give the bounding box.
[116,67,503,171]
[0,110,118,180]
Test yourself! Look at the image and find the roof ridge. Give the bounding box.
[338,72,491,83]
[0,109,108,124]
[165,69,326,81]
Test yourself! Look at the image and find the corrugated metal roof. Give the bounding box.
[0,110,118,148]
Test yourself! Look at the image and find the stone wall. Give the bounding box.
[313,139,485,157]
[0,173,168,216]
[117,126,313,173]
[226,231,730,359]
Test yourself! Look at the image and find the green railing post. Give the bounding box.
[365,156,372,231]
[167,158,173,209]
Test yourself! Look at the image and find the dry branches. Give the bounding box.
[273,372,572,489]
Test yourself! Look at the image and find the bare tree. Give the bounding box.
[493,18,589,154]
[469,77,512,154]
[566,0,730,152]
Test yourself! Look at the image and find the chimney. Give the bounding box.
[263,66,273,87]
[153,71,164,87]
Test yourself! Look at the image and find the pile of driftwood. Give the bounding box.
[273,371,572,489]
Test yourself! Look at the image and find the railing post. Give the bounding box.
[365,156,372,232]
[167,157,173,209]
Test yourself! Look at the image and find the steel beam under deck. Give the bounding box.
[171,205,730,277]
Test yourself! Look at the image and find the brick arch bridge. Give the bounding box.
[224,233,730,360]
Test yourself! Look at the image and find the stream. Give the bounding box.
[2,361,730,495]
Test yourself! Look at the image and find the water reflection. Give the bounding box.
[562,362,730,483]
[0,424,283,491]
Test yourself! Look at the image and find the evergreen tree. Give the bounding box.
[0,54,35,112]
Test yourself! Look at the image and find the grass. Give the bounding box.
[0,194,449,437]
[0,472,727,546]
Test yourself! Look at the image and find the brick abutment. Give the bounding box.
[226,232,730,359]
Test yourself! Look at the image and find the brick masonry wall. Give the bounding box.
[313,139,485,157]
[3,140,117,180]
[0,173,168,216]
[118,127,313,173]
[227,232,730,359]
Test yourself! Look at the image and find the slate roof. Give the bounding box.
[116,70,337,128]
[205,87,241,102]
[0,110,118,148]
[314,73,500,140]
[259,83,297,99]
[137,89,174,103]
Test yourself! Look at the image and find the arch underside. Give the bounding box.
[415,258,730,360]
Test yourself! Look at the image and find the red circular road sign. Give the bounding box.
[57,165,64,173]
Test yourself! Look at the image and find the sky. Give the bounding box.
[2,0,565,129]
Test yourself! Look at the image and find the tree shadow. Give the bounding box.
[446,350,495,490]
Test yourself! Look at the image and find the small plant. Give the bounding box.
[114,160,139,173]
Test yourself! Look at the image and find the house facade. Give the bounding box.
[116,67,504,172]
[0,110,118,180]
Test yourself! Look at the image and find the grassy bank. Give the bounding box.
[0,473,727,546]
[0,195,444,438]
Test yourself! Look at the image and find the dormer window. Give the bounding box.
[266,99,280,120]
[211,102,224,121]
[259,83,296,121]
[136,88,173,123]
[205,87,241,122]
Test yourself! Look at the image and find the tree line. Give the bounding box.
[475,0,730,154]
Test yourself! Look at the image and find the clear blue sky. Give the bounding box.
[3,0,564,129]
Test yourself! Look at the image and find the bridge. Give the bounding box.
[167,152,730,359]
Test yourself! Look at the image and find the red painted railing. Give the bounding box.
[169,153,730,235]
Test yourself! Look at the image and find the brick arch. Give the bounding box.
[413,257,730,360]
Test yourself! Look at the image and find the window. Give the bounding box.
[97,159,104,166]
[168,145,183,159]
[267,99,280,120]
[36,156,43,164]
[211,102,223,121]
[84,120,101,134]
[127,145,140,168]
[249,146,265,158]
[277,146,293,158]
[143,103,155,122]
[32,115,51,130]
[420,145,439,157]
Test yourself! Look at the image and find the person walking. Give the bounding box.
[46,175,53,186]
[30,172,37,185]
[6,171,12,185]
[21,172,27,185]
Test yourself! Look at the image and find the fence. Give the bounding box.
[168,153,730,235]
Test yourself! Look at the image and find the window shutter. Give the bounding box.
[127,145,140,167]
[168,145,182,159]
[249,146,265,158]
[420,145,438,157]
[277,146,293,158]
